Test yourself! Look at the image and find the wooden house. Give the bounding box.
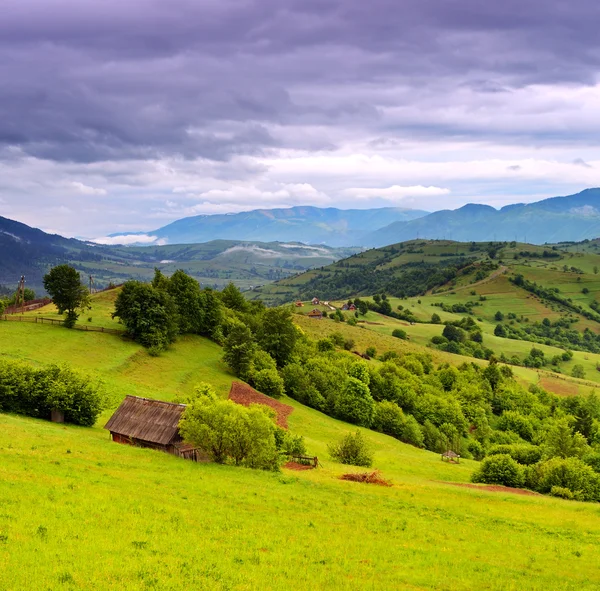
[104,396,202,460]
[307,309,323,319]
[295,301,304,307]
[311,297,320,305]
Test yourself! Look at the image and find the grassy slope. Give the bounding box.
[2,292,600,588]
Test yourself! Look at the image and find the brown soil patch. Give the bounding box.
[284,461,315,471]
[539,377,578,397]
[443,482,540,497]
[228,381,293,429]
[340,471,392,487]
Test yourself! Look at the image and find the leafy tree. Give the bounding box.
[179,384,279,469]
[252,368,284,398]
[544,418,589,459]
[43,265,91,328]
[222,322,256,379]
[166,270,203,334]
[113,281,179,350]
[494,311,504,321]
[348,361,370,385]
[494,324,507,337]
[392,328,407,340]
[571,364,586,379]
[220,282,248,312]
[471,454,525,488]
[334,377,375,427]
[442,324,466,343]
[256,307,298,367]
[431,313,441,324]
[328,430,373,467]
[365,346,377,358]
[526,457,600,501]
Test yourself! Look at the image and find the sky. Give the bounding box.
[2,0,600,240]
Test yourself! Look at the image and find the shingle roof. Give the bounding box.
[104,396,185,445]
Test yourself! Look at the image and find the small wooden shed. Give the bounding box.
[441,450,460,463]
[104,395,200,459]
[307,309,323,319]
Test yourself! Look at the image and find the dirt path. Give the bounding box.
[440,481,540,497]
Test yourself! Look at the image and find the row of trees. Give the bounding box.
[0,359,104,426]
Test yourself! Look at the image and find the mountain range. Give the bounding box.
[107,189,600,248]
[364,189,600,246]
[109,206,429,247]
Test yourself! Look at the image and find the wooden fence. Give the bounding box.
[0,314,125,335]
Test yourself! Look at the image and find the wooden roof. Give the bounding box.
[307,309,323,316]
[104,396,186,445]
[442,450,460,458]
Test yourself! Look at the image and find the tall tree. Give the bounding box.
[222,322,256,379]
[112,281,179,351]
[43,265,90,328]
[256,307,298,367]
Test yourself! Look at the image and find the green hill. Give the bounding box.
[2,301,600,590]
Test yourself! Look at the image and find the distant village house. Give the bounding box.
[307,309,323,319]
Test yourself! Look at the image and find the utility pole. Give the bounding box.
[17,276,25,314]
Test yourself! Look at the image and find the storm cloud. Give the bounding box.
[2,0,600,236]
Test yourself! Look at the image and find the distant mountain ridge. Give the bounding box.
[365,188,600,246]
[109,206,429,247]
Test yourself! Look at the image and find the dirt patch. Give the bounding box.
[228,381,293,429]
[340,471,392,487]
[284,461,315,471]
[539,376,578,397]
[442,482,540,497]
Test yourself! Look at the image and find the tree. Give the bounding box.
[252,368,284,398]
[431,313,441,324]
[256,307,298,367]
[494,311,504,321]
[544,418,589,459]
[222,322,256,379]
[595,266,599,275]
[112,281,179,351]
[494,323,507,337]
[442,324,465,343]
[179,383,279,469]
[572,364,586,379]
[166,270,203,334]
[220,282,248,312]
[43,265,90,328]
[334,377,375,427]
[392,328,407,340]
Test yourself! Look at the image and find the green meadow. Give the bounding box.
[2,275,600,589]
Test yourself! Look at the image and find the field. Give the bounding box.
[3,284,600,589]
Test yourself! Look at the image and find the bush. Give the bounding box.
[392,329,407,340]
[343,338,356,351]
[526,457,600,501]
[0,359,104,426]
[488,443,542,465]
[549,486,578,500]
[571,364,586,379]
[328,430,373,467]
[496,411,535,442]
[471,454,525,488]
[372,401,423,447]
[252,368,285,398]
[365,346,377,358]
[583,452,600,473]
[179,385,280,470]
[334,377,375,427]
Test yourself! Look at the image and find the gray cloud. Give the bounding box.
[1,0,600,235]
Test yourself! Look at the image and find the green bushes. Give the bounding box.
[252,368,285,399]
[328,431,373,467]
[334,377,375,427]
[0,359,104,426]
[526,457,600,502]
[372,401,424,447]
[179,384,280,470]
[471,454,525,488]
[392,329,407,340]
[488,443,543,465]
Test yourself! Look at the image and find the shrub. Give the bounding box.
[252,368,285,398]
[392,329,407,340]
[343,338,356,351]
[431,335,448,345]
[571,364,586,379]
[179,386,280,470]
[497,411,535,442]
[334,377,375,427]
[583,452,600,473]
[549,486,578,500]
[365,346,377,358]
[328,430,373,467]
[488,443,542,465]
[467,440,485,461]
[471,454,525,488]
[372,401,423,447]
[526,457,600,501]
[0,360,104,426]
[431,313,441,324]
